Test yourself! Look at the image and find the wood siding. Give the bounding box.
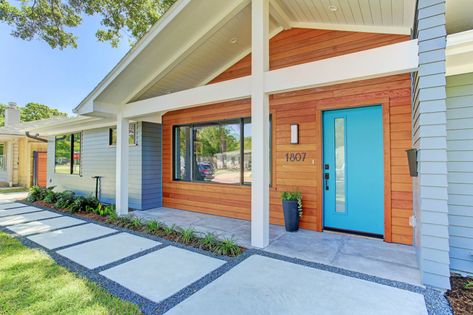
[162,28,413,244]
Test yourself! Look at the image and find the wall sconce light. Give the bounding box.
[291,123,299,144]
[406,148,418,177]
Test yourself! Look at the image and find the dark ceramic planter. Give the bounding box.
[282,200,300,232]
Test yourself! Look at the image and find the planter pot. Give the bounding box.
[282,200,300,232]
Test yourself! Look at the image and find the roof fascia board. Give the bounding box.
[290,21,411,35]
[127,0,251,104]
[446,30,473,76]
[73,0,192,114]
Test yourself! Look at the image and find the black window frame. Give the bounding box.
[172,116,272,186]
[54,132,82,175]
[109,122,138,146]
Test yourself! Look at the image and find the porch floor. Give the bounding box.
[132,207,421,286]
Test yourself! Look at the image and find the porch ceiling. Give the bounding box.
[79,0,416,115]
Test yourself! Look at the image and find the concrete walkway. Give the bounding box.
[133,207,421,285]
[0,202,448,315]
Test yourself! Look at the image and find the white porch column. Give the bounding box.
[251,0,270,248]
[6,141,14,187]
[115,114,129,215]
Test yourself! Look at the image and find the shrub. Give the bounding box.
[163,224,175,236]
[94,203,115,217]
[281,191,303,217]
[43,189,58,204]
[131,217,142,229]
[215,238,241,256]
[180,227,196,244]
[146,220,161,233]
[199,233,217,250]
[27,186,53,202]
[54,191,75,209]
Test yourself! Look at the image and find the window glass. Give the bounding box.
[172,117,270,185]
[194,122,241,184]
[109,123,137,145]
[0,144,4,171]
[174,126,192,181]
[72,133,81,175]
[335,118,346,213]
[243,118,252,184]
[55,134,72,174]
[0,144,3,156]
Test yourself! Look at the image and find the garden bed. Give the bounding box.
[26,187,245,257]
[446,274,473,315]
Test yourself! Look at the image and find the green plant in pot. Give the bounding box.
[281,191,302,232]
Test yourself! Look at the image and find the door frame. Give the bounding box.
[315,97,392,242]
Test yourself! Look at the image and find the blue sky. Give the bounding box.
[0,16,130,115]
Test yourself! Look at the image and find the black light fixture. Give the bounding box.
[291,123,299,144]
[406,149,418,177]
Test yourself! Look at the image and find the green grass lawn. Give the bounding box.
[0,232,141,315]
[0,187,29,193]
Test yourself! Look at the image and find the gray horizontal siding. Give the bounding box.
[447,72,473,275]
[141,122,162,210]
[47,124,142,209]
[413,0,451,289]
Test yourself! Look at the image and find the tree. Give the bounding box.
[0,102,67,126]
[0,0,176,49]
[20,102,67,122]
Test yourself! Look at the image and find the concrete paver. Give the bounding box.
[6,216,85,236]
[28,223,116,249]
[57,232,160,269]
[100,246,225,303]
[165,255,427,315]
[0,206,42,217]
[0,211,61,226]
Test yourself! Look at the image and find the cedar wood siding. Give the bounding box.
[162,28,414,244]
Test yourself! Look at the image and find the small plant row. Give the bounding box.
[27,186,115,216]
[26,186,243,257]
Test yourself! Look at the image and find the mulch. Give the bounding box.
[446,274,473,315]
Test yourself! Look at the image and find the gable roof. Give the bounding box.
[74,0,417,116]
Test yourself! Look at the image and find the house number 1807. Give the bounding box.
[285,152,306,162]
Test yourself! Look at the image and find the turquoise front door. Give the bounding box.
[323,106,384,235]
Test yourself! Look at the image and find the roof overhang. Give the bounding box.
[75,0,417,117]
[446,30,473,76]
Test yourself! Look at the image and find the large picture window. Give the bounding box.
[55,133,81,174]
[173,117,270,185]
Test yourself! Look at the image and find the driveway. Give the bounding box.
[0,202,450,315]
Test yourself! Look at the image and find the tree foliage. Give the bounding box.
[0,102,67,127]
[0,0,176,49]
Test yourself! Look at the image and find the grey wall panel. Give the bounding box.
[447,72,473,275]
[47,124,142,209]
[413,0,451,289]
[141,122,162,210]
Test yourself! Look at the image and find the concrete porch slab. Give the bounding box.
[100,246,225,303]
[28,223,116,249]
[6,216,85,236]
[0,210,61,226]
[57,232,160,269]
[0,206,42,217]
[165,255,427,315]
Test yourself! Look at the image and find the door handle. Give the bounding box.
[324,173,330,191]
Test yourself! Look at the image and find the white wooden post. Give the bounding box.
[116,114,129,215]
[6,141,14,187]
[251,0,270,248]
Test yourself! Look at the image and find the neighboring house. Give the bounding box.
[0,102,66,188]
[26,0,473,290]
